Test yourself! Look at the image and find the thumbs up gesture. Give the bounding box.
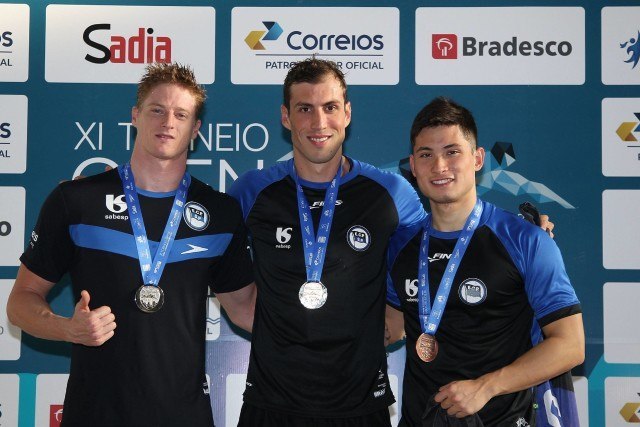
[68,290,117,346]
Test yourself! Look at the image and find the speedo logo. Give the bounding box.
[245,21,384,51]
[83,24,172,64]
[432,33,572,59]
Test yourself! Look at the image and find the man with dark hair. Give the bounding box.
[7,63,256,426]
[229,58,426,426]
[386,97,584,426]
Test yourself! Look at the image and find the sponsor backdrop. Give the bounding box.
[0,0,637,425]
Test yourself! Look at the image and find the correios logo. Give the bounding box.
[246,20,384,52]
[432,34,457,59]
[245,21,283,50]
[620,31,640,70]
[431,33,573,58]
[83,24,171,64]
[616,112,640,142]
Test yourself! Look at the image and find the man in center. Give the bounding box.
[229,59,426,425]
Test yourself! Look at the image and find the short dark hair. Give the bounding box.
[410,97,478,148]
[283,58,348,110]
[137,62,207,118]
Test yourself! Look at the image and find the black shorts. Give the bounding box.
[237,403,392,427]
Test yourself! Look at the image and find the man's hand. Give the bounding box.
[539,214,554,238]
[434,379,492,418]
[68,290,116,346]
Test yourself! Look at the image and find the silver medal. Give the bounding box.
[298,281,327,309]
[135,285,165,313]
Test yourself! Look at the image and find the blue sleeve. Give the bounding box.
[358,163,427,307]
[227,161,290,221]
[490,209,580,323]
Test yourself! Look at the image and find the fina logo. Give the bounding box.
[458,278,487,305]
[347,225,371,252]
[620,31,640,70]
[183,201,210,231]
[245,21,284,50]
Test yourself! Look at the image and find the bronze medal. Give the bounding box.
[416,333,438,362]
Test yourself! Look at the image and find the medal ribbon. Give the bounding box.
[293,161,342,283]
[118,163,190,286]
[418,199,483,336]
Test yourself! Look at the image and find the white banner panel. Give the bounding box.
[0,374,19,427]
[602,7,640,85]
[231,7,399,85]
[0,95,28,174]
[604,283,640,363]
[603,190,640,269]
[0,4,29,82]
[35,374,68,427]
[0,280,21,361]
[602,98,640,177]
[45,5,215,83]
[0,187,25,267]
[415,7,585,85]
[605,377,640,425]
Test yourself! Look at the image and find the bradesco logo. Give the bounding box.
[83,24,171,64]
[432,33,573,59]
[245,21,383,53]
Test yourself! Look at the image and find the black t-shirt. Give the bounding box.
[388,200,581,426]
[229,158,426,418]
[21,168,253,427]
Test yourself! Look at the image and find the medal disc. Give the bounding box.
[298,281,327,309]
[416,333,438,362]
[135,285,165,313]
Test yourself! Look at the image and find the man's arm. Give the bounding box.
[434,313,584,417]
[216,282,257,333]
[385,304,405,347]
[7,264,117,346]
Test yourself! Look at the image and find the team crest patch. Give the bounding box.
[347,225,371,251]
[183,202,210,231]
[458,278,487,305]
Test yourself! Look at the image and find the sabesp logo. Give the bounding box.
[620,31,640,70]
[431,34,573,58]
[83,24,171,64]
[432,34,457,59]
[245,21,283,50]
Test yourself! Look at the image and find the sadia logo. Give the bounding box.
[616,112,640,142]
[620,394,640,422]
[432,34,457,59]
[620,31,640,70]
[432,33,572,58]
[245,21,283,50]
[83,24,171,64]
[105,194,127,213]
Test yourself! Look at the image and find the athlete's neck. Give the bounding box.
[294,154,349,183]
[429,195,478,232]
[128,153,187,193]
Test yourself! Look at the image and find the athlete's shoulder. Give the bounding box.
[227,160,292,217]
[482,200,547,241]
